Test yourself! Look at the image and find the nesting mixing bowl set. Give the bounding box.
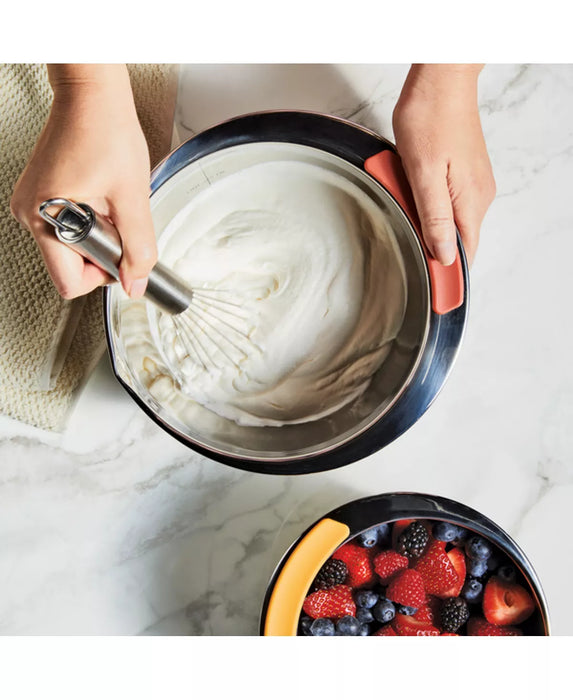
[66,111,548,633]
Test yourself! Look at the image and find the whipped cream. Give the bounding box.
[120,157,407,428]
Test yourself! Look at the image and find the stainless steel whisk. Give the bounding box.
[39,198,259,371]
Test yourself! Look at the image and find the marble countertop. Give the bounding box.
[1,64,572,635]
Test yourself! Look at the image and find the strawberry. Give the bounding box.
[413,595,440,626]
[373,550,409,584]
[386,569,426,609]
[483,576,535,626]
[373,624,397,636]
[302,584,356,620]
[332,543,375,588]
[414,539,459,597]
[467,617,523,636]
[393,614,440,636]
[440,632,459,636]
[440,547,466,598]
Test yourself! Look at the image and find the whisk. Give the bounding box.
[39,198,260,372]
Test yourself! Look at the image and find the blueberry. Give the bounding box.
[497,565,516,583]
[461,578,483,604]
[376,523,391,545]
[465,535,492,561]
[358,528,379,548]
[356,607,374,624]
[359,623,371,636]
[299,616,313,636]
[467,557,488,578]
[432,521,465,543]
[310,617,335,636]
[487,553,501,572]
[397,605,418,616]
[336,615,362,636]
[354,589,379,609]
[372,599,396,623]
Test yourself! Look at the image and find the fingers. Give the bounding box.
[30,218,112,298]
[404,161,458,266]
[109,190,157,299]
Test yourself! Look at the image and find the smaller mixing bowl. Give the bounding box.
[260,492,549,635]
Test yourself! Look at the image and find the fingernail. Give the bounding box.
[129,277,148,299]
[433,241,457,266]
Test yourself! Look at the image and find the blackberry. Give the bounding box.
[397,521,429,558]
[440,597,470,632]
[312,558,348,590]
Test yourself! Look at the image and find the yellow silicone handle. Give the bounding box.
[263,518,350,636]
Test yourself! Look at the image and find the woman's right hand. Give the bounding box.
[10,64,157,300]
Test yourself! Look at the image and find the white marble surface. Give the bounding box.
[1,64,572,635]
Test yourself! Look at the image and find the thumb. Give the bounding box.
[406,164,457,266]
[110,191,158,298]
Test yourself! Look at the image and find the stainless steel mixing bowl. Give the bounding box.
[103,111,469,475]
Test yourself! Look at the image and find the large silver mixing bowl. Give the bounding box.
[104,112,469,474]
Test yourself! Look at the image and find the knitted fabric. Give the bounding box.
[0,63,177,430]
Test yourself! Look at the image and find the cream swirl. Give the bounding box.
[145,159,407,427]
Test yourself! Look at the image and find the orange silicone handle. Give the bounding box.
[364,150,464,315]
[263,518,350,636]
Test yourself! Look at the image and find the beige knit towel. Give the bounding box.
[0,63,178,431]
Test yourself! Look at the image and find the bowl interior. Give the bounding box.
[106,142,430,461]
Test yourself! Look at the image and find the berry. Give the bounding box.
[313,558,348,590]
[357,528,379,548]
[440,597,470,632]
[440,547,466,598]
[373,550,409,584]
[432,521,465,543]
[332,543,375,588]
[497,565,516,583]
[356,607,374,624]
[414,540,459,597]
[397,521,429,558]
[354,589,378,609]
[461,578,483,604]
[467,617,523,636]
[310,618,336,636]
[393,614,440,636]
[299,616,313,636]
[376,523,391,546]
[467,557,488,578]
[359,623,371,636]
[413,597,439,625]
[397,605,418,616]
[440,633,459,636]
[373,624,397,636]
[336,615,362,636]
[372,599,396,624]
[386,569,426,608]
[392,519,415,548]
[303,585,357,620]
[465,535,492,561]
[483,576,535,626]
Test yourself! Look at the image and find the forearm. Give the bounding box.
[47,64,136,121]
[399,64,483,105]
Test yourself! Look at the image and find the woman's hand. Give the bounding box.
[393,64,496,266]
[11,64,157,299]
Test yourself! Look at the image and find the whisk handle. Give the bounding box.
[39,198,193,315]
